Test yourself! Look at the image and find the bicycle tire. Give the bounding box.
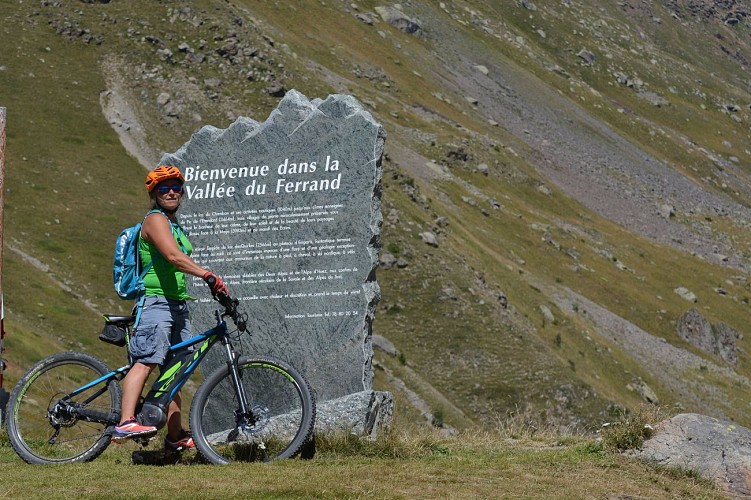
[190,355,316,464]
[6,351,121,465]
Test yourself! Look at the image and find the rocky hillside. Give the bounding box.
[2,0,751,433]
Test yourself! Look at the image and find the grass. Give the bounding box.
[600,405,672,453]
[0,425,723,499]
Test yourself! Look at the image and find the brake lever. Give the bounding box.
[215,292,243,325]
[236,318,247,332]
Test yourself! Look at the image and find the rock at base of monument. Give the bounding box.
[315,390,393,437]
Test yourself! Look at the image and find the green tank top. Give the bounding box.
[138,213,193,300]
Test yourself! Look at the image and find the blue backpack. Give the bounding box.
[113,210,161,300]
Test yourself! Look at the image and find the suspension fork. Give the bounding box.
[221,335,251,419]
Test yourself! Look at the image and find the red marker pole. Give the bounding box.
[0,107,7,427]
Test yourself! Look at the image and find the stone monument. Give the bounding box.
[159,90,392,435]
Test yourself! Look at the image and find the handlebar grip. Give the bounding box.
[215,291,234,309]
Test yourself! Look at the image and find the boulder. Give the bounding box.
[539,304,555,324]
[379,251,398,269]
[577,49,596,64]
[374,6,422,35]
[474,65,489,75]
[677,309,739,365]
[713,322,741,365]
[626,377,659,404]
[674,286,697,303]
[658,203,675,219]
[637,91,670,107]
[633,413,751,498]
[372,334,399,356]
[420,231,439,247]
[315,391,394,438]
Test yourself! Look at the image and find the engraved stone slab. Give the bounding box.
[159,91,389,429]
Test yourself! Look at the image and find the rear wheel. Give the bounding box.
[6,352,120,464]
[190,355,315,464]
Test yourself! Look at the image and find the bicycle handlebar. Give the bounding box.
[204,274,247,331]
[214,292,247,332]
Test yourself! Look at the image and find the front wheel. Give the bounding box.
[6,351,121,464]
[190,355,316,464]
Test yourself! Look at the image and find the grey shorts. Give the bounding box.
[129,296,192,365]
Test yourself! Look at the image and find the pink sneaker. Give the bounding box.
[112,418,158,443]
[164,430,195,452]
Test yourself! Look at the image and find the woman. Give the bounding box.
[112,165,228,451]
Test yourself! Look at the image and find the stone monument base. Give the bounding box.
[315,390,393,437]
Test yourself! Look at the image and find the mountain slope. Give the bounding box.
[2,0,751,432]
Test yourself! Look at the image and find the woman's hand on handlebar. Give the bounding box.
[202,271,229,296]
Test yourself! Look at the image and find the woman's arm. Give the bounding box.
[141,213,207,277]
[141,212,228,296]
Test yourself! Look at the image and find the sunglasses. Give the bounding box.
[157,184,184,194]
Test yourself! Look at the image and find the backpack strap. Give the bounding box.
[173,225,189,254]
[136,210,161,280]
[131,294,147,331]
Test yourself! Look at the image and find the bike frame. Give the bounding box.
[63,309,248,427]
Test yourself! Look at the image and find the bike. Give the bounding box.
[5,293,316,465]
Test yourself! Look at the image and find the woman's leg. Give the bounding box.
[120,362,156,424]
[166,391,182,439]
[165,299,192,440]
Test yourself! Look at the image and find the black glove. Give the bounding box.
[202,271,229,296]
